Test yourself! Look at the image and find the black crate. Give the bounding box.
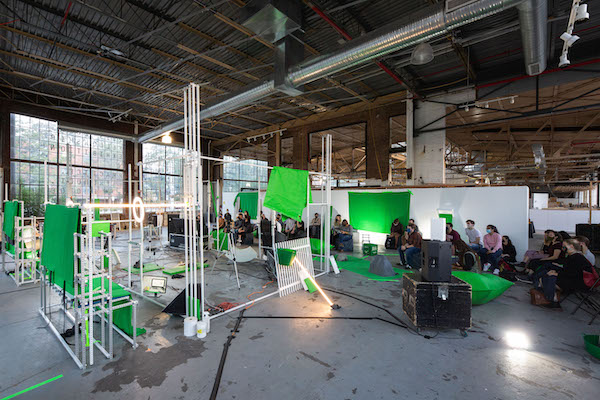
[402,272,472,330]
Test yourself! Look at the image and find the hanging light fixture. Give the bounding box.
[411,42,434,65]
[161,132,172,144]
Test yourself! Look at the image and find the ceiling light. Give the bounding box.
[576,3,589,22]
[559,53,570,68]
[485,102,489,108]
[161,132,172,144]
[560,32,580,47]
[411,42,434,65]
[510,97,515,104]
[464,105,469,112]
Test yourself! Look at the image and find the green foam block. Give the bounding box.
[304,277,317,293]
[451,271,513,305]
[131,263,163,274]
[163,263,208,275]
[584,335,600,360]
[338,255,411,281]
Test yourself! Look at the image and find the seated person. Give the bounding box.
[259,212,270,235]
[479,225,503,274]
[310,213,321,238]
[534,238,593,309]
[526,232,563,277]
[283,217,296,237]
[233,213,244,233]
[275,214,283,233]
[501,235,517,263]
[237,215,253,243]
[398,224,422,269]
[452,236,479,271]
[331,214,342,244]
[522,230,553,264]
[289,220,306,239]
[218,213,225,230]
[576,235,595,266]
[224,209,232,223]
[336,219,354,251]
[390,218,404,248]
[465,220,483,251]
[446,223,460,254]
[244,211,251,221]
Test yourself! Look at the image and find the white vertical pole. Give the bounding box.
[44,161,48,204]
[127,164,132,288]
[183,88,189,318]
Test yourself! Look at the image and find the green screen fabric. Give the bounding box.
[94,199,100,221]
[210,182,218,216]
[234,192,258,219]
[211,229,229,251]
[112,299,146,337]
[439,213,453,224]
[309,238,333,255]
[348,192,411,234]
[92,222,111,237]
[41,205,81,294]
[3,201,20,240]
[263,167,312,221]
[452,271,513,305]
[337,255,412,282]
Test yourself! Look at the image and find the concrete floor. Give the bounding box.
[0,233,599,400]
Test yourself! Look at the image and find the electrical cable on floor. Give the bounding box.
[210,309,245,400]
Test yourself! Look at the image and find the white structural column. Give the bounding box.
[406,90,475,185]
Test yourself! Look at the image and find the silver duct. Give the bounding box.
[517,0,547,76]
[138,0,540,143]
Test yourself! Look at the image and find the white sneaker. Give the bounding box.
[493,269,500,275]
[483,263,491,272]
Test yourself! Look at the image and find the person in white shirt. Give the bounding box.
[465,219,483,251]
[275,214,283,233]
[576,235,596,266]
[283,217,296,236]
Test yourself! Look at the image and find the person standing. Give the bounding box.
[464,220,482,251]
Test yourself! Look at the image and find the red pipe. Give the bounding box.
[306,1,410,91]
[60,2,73,27]
[0,19,20,26]
[571,141,600,146]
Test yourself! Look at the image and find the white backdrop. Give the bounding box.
[529,208,599,232]
[311,186,530,260]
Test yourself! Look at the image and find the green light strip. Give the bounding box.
[1,375,63,400]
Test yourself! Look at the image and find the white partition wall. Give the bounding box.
[529,208,600,233]
[314,186,529,260]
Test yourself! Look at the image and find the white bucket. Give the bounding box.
[184,316,198,337]
[203,311,211,334]
[196,319,207,339]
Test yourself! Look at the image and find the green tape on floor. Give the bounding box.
[1,374,63,400]
[163,263,208,275]
[338,255,411,281]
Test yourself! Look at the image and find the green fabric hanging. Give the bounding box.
[112,299,146,337]
[94,199,100,221]
[210,182,218,216]
[439,213,453,224]
[263,167,312,221]
[348,192,411,234]
[41,204,81,294]
[233,192,258,219]
[3,201,20,240]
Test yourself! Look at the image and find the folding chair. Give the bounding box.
[570,266,600,325]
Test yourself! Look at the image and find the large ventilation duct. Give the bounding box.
[138,0,544,143]
[517,0,547,76]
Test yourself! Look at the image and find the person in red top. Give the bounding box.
[479,224,503,273]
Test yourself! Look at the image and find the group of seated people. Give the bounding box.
[519,230,597,309]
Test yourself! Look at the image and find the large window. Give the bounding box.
[10,113,124,215]
[142,143,183,203]
[223,156,268,193]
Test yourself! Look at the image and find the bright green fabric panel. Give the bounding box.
[162,263,207,275]
[211,229,228,251]
[94,199,100,221]
[439,213,453,224]
[584,335,600,360]
[263,167,312,221]
[309,238,333,255]
[210,182,218,216]
[41,205,81,294]
[112,299,146,337]
[452,271,513,305]
[3,201,20,240]
[337,255,412,282]
[131,263,163,274]
[234,192,258,219]
[92,222,111,237]
[348,192,411,234]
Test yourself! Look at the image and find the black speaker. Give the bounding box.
[421,240,452,282]
[576,224,600,252]
[168,216,185,236]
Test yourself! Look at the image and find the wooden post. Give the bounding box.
[589,181,593,224]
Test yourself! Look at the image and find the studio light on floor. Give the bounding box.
[504,331,530,349]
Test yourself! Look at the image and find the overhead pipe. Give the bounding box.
[517,0,547,76]
[138,0,541,143]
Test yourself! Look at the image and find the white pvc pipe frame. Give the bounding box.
[86,83,334,325]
